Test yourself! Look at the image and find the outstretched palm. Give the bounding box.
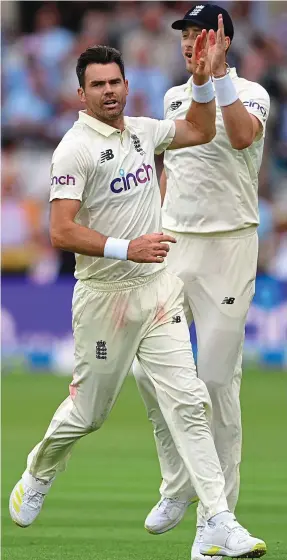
[191,29,211,85]
[208,14,227,77]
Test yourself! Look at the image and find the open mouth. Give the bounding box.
[185,52,192,59]
[103,100,118,109]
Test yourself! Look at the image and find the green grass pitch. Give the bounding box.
[2,369,287,560]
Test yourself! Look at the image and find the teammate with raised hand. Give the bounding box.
[134,5,269,560]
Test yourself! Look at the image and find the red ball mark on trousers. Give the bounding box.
[155,304,166,322]
[112,296,129,330]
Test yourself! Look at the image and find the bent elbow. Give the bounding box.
[231,135,253,150]
[50,227,66,250]
[201,126,216,144]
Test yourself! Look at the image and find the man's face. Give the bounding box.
[78,62,129,123]
[181,25,203,74]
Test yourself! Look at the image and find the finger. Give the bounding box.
[158,234,176,243]
[153,243,170,252]
[217,14,225,43]
[144,256,164,263]
[200,28,207,50]
[206,30,210,51]
[208,29,216,48]
[197,29,207,59]
[193,34,202,61]
[153,250,168,258]
[218,14,224,34]
[148,256,164,263]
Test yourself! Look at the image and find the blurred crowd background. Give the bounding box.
[2,0,287,282]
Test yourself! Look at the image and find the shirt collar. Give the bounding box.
[78,110,126,137]
[184,67,238,92]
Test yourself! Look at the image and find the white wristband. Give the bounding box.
[104,237,130,260]
[213,73,238,107]
[192,78,214,103]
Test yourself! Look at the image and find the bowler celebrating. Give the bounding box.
[10,40,266,558]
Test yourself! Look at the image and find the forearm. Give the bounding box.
[212,73,256,150]
[169,81,216,150]
[185,92,216,143]
[50,221,107,257]
[221,100,254,150]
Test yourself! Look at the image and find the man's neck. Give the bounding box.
[86,108,125,132]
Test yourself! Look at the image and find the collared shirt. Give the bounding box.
[50,111,175,281]
[162,68,270,233]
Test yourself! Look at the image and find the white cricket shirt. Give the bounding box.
[162,68,270,233]
[50,111,175,281]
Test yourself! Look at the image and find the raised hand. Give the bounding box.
[191,28,211,85]
[208,14,227,78]
[127,233,176,263]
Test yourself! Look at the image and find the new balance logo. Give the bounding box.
[189,5,205,16]
[172,315,181,323]
[96,340,107,359]
[170,101,182,111]
[131,134,145,156]
[100,149,114,163]
[221,297,235,305]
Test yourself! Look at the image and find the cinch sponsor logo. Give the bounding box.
[243,100,267,119]
[51,175,76,186]
[110,164,153,194]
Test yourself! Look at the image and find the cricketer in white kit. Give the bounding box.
[10,39,266,558]
[133,5,270,560]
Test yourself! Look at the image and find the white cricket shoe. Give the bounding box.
[192,525,222,560]
[200,512,267,558]
[9,478,46,527]
[144,497,192,534]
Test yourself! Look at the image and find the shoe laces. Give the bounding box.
[196,525,204,542]
[23,486,45,509]
[221,519,250,544]
[157,497,186,513]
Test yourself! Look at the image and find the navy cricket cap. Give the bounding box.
[171,3,234,42]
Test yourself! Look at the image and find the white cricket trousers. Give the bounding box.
[24,269,228,519]
[134,227,258,526]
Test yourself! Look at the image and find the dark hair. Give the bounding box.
[76,45,125,88]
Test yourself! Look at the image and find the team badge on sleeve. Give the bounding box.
[169,101,183,111]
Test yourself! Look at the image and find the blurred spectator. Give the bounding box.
[1,144,42,274]
[1,0,287,282]
[2,53,54,132]
[121,3,184,84]
[21,4,74,82]
[125,46,171,118]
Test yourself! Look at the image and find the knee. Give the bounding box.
[204,378,226,396]
[173,385,211,423]
[174,399,211,434]
[79,410,109,432]
[89,416,106,432]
